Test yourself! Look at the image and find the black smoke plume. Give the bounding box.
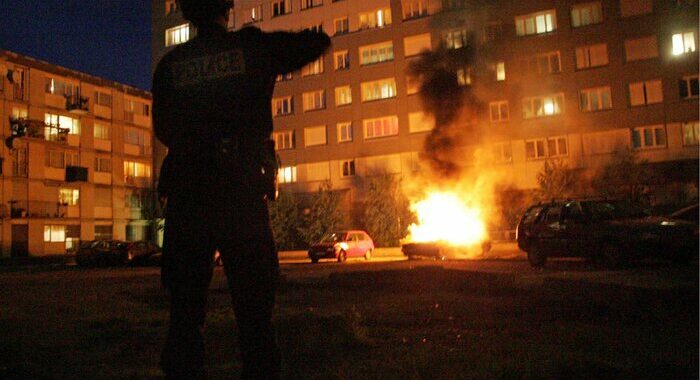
[409,34,480,180]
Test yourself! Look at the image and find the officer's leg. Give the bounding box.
[220,200,280,380]
[160,195,216,379]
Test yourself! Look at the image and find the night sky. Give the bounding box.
[0,0,152,91]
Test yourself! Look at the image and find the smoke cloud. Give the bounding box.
[408,36,480,180]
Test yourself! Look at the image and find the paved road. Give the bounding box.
[278,242,698,290]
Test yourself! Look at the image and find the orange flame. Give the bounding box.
[406,191,487,247]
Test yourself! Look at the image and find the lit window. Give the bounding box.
[575,43,608,69]
[579,86,613,111]
[672,31,696,55]
[402,1,428,20]
[335,86,352,106]
[359,8,392,29]
[529,51,561,74]
[302,90,325,111]
[457,67,472,86]
[302,56,324,76]
[59,188,79,206]
[682,121,700,145]
[124,161,152,180]
[334,17,349,35]
[363,116,399,139]
[44,78,75,96]
[359,41,394,65]
[571,2,602,27]
[495,62,505,81]
[334,50,350,70]
[489,101,509,122]
[273,130,295,150]
[679,75,699,99]
[277,166,297,183]
[165,24,190,47]
[361,78,396,102]
[44,113,80,136]
[250,5,263,22]
[272,96,294,116]
[276,72,293,82]
[522,94,564,118]
[337,122,353,143]
[341,159,356,177]
[515,9,557,36]
[631,125,666,149]
[304,126,327,147]
[629,80,663,106]
[443,29,469,49]
[44,225,66,243]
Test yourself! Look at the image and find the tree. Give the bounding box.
[363,175,414,247]
[269,191,303,250]
[536,159,576,201]
[591,149,653,203]
[297,181,346,247]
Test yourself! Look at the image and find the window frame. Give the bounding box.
[631,125,667,150]
[579,86,613,112]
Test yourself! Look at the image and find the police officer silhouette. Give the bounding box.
[152,1,330,378]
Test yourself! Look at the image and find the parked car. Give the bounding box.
[75,240,127,267]
[516,199,698,268]
[670,203,699,225]
[123,241,162,266]
[76,240,161,267]
[308,230,375,263]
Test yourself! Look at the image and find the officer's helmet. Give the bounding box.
[177,0,233,25]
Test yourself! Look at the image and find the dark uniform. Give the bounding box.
[152,23,330,379]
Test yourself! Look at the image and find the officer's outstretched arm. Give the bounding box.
[265,29,331,74]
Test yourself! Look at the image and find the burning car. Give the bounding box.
[401,191,492,260]
[307,230,375,263]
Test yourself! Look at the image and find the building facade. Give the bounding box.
[151,0,698,208]
[0,50,154,257]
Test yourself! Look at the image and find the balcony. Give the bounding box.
[9,200,68,219]
[66,95,89,114]
[8,117,69,147]
[65,166,88,182]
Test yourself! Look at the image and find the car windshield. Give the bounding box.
[320,232,346,243]
[581,201,649,220]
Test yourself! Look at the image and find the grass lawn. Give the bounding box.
[0,265,697,379]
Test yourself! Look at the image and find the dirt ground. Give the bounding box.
[0,262,697,379]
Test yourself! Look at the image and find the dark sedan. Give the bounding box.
[517,199,698,268]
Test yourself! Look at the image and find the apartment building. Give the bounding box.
[152,0,698,204]
[0,50,153,257]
